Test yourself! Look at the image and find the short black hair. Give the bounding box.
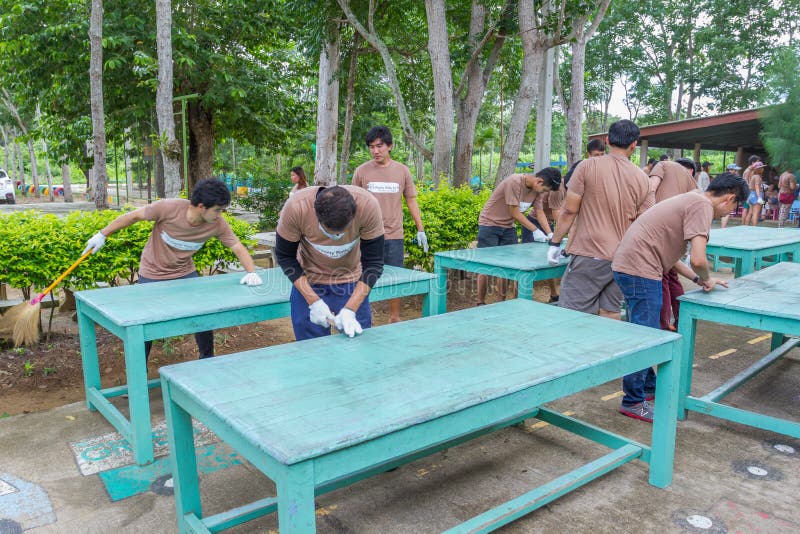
[586,139,606,153]
[607,120,640,148]
[702,161,712,168]
[659,154,670,161]
[535,167,562,190]
[190,179,231,208]
[365,126,393,147]
[708,172,749,202]
[748,155,761,164]
[676,158,696,173]
[647,158,657,165]
[314,186,357,232]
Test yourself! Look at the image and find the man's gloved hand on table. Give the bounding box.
[309,298,335,328]
[547,239,566,266]
[531,229,549,243]
[334,307,363,338]
[239,271,263,286]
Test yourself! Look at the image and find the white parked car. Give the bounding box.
[0,169,16,204]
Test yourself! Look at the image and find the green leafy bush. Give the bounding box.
[402,185,491,271]
[233,172,293,230]
[0,209,256,296]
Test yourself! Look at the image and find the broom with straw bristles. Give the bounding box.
[0,250,92,347]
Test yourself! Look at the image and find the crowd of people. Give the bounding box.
[81,120,775,426]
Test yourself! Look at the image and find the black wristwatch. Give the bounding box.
[692,274,702,285]
[548,239,561,247]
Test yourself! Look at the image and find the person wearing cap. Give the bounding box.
[611,172,748,422]
[740,156,761,224]
[275,185,385,339]
[475,167,562,306]
[743,160,766,226]
[649,157,698,331]
[548,120,651,319]
[697,161,712,192]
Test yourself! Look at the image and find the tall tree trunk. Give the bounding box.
[15,139,25,194]
[565,39,586,166]
[338,33,360,185]
[124,131,134,201]
[187,101,214,192]
[155,0,182,197]
[452,0,511,187]
[26,140,40,198]
[0,125,13,181]
[425,0,454,185]
[496,3,545,182]
[60,157,74,203]
[41,138,54,201]
[315,21,340,186]
[155,148,165,198]
[89,0,108,209]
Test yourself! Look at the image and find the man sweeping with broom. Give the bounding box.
[80,178,263,360]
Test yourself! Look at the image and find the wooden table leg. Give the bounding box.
[76,304,100,412]
[123,325,155,465]
[649,340,681,488]
[278,461,316,533]
[676,305,698,420]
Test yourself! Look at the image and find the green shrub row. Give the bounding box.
[403,185,492,271]
[0,208,256,298]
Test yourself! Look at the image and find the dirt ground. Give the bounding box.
[0,272,556,417]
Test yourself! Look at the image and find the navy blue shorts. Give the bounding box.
[477,225,518,248]
[290,282,372,341]
[384,238,405,267]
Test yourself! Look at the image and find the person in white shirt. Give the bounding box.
[697,161,712,191]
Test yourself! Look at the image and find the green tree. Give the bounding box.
[761,46,800,171]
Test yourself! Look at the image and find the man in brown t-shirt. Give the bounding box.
[610,173,747,422]
[353,126,425,323]
[650,158,697,332]
[547,120,652,318]
[82,179,263,361]
[475,168,561,305]
[275,185,384,340]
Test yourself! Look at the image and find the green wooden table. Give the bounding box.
[433,242,569,311]
[75,265,438,466]
[706,226,800,277]
[161,299,681,533]
[677,262,800,438]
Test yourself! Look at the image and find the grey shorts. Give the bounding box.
[384,238,405,267]
[559,255,623,314]
[477,225,518,248]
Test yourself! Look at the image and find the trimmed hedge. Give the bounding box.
[0,208,256,298]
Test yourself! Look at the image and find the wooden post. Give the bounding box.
[736,146,744,169]
[693,143,701,163]
[639,139,649,168]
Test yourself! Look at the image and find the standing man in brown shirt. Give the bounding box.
[611,173,747,422]
[275,185,385,340]
[475,168,561,305]
[649,157,698,332]
[353,126,426,323]
[547,120,651,319]
[82,179,264,361]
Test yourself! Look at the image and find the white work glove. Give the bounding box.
[416,230,429,253]
[756,197,765,205]
[309,299,335,328]
[531,229,548,242]
[334,307,363,338]
[239,271,263,286]
[547,245,564,266]
[82,231,107,255]
[546,232,554,241]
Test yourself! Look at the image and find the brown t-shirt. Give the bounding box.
[352,159,416,239]
[544,181,567,211]
[612,191,713,280]
[138,199,240,280]
[651,161,697,203]
[276,185,384,285]
[478,174,545,227]
[565,153,651,261]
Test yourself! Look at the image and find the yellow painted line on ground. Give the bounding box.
[316,504,338,517]
[601,391,624,401]
[526,411,575,432]
[709,348,737,360]
[747,334,771,345]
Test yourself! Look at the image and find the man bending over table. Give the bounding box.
[276,185,384,339]
[611,172,748,423]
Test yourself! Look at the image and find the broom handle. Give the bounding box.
[37,250,93,301]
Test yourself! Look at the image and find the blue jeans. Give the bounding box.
[613,271,661,405]
[138,271,214,360]
[290,282,372,341]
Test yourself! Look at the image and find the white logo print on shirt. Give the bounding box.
[366,182,401,194]
[518,201,532,213]
[160,231,205,251]
[309,238,359,259]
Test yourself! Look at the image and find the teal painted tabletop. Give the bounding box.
[679,262,800,319]
[74,265,434,327]
[160,299,678,465]
[708,226,800,250]
[434,242,569,270]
